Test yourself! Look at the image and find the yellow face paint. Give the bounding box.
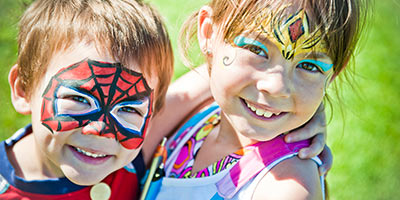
[252,9,328,60]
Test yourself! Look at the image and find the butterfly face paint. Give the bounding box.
[238,9,333,72]
[41,59,153,149]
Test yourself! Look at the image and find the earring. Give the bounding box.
[203,47,212,56]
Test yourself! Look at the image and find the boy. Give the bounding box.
[0,0,174,199]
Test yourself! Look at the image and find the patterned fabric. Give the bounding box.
[155,102,324,200]
[168,111,247,179]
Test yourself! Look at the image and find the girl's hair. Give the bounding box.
[180,0,369,79]
[17,0,173,113]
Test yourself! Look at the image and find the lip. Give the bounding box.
[69,145,112,165]
[240,98,287,121]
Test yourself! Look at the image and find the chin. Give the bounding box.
[68,174,106,186]
[61,165,110,186]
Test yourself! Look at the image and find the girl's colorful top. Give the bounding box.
[0,125,145,200]
[155,102,325,200]
[167,109,247,179]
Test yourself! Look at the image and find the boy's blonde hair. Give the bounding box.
[17,0,173,113]
[180,0,369,79]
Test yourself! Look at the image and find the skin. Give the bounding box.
[143,3,334,176]
[196,4,332,199]
[7,41,157,185]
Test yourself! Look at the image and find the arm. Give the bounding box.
[252,157,323,200]
[142,64,211,165]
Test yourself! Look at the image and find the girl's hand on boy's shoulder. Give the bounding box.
[253,156,323,200]
[284,103,332,176]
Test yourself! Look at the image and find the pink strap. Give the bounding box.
[216,135,310,198]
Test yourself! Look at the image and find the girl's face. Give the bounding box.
[208,9,333,142]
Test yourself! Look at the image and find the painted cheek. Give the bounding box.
[41,78,83,133]
[118,93,153,150]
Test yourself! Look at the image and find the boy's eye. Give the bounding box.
[68,96,89,104]
[55,86,100,115]
[297,62,321,73]
[119,106,139,115]
[110,99,150,133]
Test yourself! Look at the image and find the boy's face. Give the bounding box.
[28,42,157,185]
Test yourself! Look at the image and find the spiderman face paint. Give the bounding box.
[41,59,153,149]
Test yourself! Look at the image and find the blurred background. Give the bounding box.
[0,0,399,199]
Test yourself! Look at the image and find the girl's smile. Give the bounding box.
[240,98,287,120]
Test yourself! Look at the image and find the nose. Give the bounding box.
[256,67,291,98]
[82,121,114,139]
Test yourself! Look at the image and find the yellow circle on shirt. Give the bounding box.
[90,182,111,200]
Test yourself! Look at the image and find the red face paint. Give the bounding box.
[41,59,153,149]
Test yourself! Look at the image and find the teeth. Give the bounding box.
[264,112,273,118]
[246,101,279,118]
[75,147,107,158]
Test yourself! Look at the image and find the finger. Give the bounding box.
[318,145,333,177]
[298,133,325,159]
[285,119,325,143]
[285,104,327,143]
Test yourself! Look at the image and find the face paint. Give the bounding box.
[298,59,333,72]
[234,36,269,56]
[41,59,153,149]
[250,9,328,60]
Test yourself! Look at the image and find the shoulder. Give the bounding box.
[252,156,322,200]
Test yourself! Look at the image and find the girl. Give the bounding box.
[149,0,368,199]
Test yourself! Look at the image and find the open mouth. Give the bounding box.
[240,98,286,120]
[69,145,112,165]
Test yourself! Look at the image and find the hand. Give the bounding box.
[317,145,333,177]
[284,103,332,176]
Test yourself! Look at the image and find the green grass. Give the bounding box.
[1,0,399,199]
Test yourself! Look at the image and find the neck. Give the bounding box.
[215,112,257,149]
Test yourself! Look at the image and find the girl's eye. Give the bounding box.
[233,36,269,59]
[243,45,269,59]
[297,62,322,73]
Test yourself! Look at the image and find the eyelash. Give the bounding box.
[296,62,322,73]
[119,106,141,116]
[243,45,269,59]
[66,95,90,104]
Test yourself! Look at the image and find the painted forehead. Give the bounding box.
[248,8,328,60]
[52,59,152,102]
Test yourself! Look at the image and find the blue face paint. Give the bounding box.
[298,59,333,72]
[234,36,269,56]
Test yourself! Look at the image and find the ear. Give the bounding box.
[9,64,32,115]
[198,6,214,55]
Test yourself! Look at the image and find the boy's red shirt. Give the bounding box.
[0,125,145,200]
